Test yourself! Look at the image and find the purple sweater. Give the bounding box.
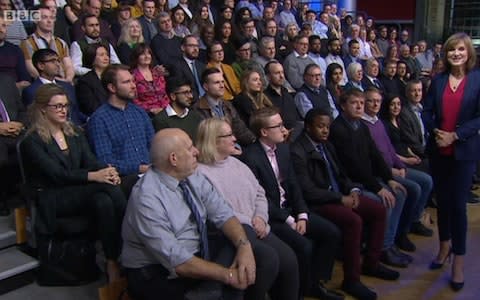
[362,117,406,169]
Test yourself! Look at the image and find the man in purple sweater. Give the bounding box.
[361,87,433,253]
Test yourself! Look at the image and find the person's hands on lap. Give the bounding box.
[252,216,268,239]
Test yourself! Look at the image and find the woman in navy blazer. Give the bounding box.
[422,33,480,291]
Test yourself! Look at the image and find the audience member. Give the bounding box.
[342,39,362,69]
[363,89,433,253]
[283,35,315,89]
[206,41,241,101]
[121,128,256,300]
[171,5,192,38]
[325,62,344,107]
[23,49,84,124]
[380,60,402,95]
[174,35,206,102]
[263,61,302,138]
[0,73,26,215]
[376,26,389,57]
[75,43,109,116]
[325,37,347,85]
[308,35,327,80]
[21,5,74,83]
[110,3,133,41]
[70,14,120,76]
[150,12,183,70]
[295,64,339,119]
[152,77,202,139]
[361,58,384,91]
[22,83,126,282]
[117,18,144,65]
[214,19,236,64]
[343,62,365,91]
[197,117,299,300]
[231,37,263,80]
[0,0,27,46]
[242,108,344,299]
[137,0,158,45]
[71,0,116,45]
[328,89,409,268]
[0,16,31,89]
[194,67,256,146]
[291,108,399,300]
[130,43,169,115]
[88,64,154,197]
[233,69,273,125]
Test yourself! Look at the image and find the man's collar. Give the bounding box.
[294,50,308,58]
[206,95,222,107]
[39,76,56,84]
[85,35,101,43]
[361,113,379,124]
[166,104,189,118]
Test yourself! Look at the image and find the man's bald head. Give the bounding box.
[151,129,199,179]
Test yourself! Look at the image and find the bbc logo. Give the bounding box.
[3,10,41,22]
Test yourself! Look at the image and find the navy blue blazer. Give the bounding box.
[241,141,309,223]
[422,69,480,161]
[22,79,86,125]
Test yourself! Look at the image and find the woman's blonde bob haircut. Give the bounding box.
[27,84,77,143]
[442,32,477,73]
[196,117,231,165]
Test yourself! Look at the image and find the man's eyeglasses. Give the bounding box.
[266,123,285,129]
[46,103,69,111]
[174,90,193,96]
[41,58,61,64]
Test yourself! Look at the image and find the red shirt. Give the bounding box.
[440,77,467,156]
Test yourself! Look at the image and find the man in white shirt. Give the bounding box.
[70,14,120,76]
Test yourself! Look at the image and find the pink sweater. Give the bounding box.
[198,156,270,234]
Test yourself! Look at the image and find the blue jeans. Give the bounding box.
[394,168,433,234]
[363,180,406,249]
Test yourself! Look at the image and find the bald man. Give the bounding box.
[121,129,256,300]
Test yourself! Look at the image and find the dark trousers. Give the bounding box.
[315,195,386,284]
[55,183,126,259]
[126,237,243,300]
[242,225,299,300]
[430,155,476,255]
[270,213,340,296]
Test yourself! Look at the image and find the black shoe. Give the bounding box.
[396,234,416,252]
[306,284,345,300]
[410,222,434,237]
[362,264,400,281]
[450,280,464,291]
[341,281,377,300]
[380,248,409,268]
[392,245,414,263]
[467,193,480,204]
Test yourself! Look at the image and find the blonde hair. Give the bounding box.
[196,118,229,165]
[240,70,273,110]
[27,84,77,143]
[118,19,145,46]
[443,32,477,73]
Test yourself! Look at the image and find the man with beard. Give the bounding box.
[152,77,202,140]
[88,64,154,198]
[70,14,120,76]
[173,35,206,103]
[325,37,347,85]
